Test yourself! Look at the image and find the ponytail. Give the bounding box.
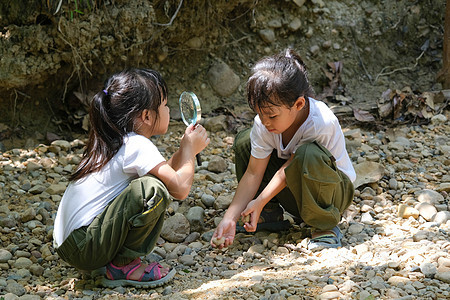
[70,91,123,181]
[70,68,168,181]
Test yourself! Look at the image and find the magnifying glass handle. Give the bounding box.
[192,123,202,166]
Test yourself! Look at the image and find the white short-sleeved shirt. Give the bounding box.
[250,98,356,182]
[53,133,165,247]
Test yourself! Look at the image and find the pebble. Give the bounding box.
[0,249,12,262]
[201,193,215,207]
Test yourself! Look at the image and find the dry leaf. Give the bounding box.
[353,108,375,122]
[421,92,435,108]
[378,102,392,118]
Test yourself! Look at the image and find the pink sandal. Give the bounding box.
[102,258,176,288]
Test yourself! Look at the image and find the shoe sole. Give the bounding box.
[101,268,176,288]
[307,226,343,251]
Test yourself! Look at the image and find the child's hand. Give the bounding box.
[182,124,210,156]
[241,199,263,232]
[211,217,236,248]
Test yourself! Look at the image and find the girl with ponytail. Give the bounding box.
[212,49,355,251]
[54,68,209,287]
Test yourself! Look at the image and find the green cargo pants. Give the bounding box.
[234,128,354,231]
[55,175,171,271]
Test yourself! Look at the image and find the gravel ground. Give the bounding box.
[0,112,449,300]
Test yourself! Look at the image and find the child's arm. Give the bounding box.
[150,124,209,200]
[241,155,294,232]
[225,155,270,220]
[211,154,270,247]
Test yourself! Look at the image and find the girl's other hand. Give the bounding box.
[241,199,263,232]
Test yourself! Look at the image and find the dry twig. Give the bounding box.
[154,0,183,26]
[375,50,426,82]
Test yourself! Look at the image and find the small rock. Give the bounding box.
[207,156,228,173]
[45,184,66,195]
[414,202,437,221]
[430,113,447,124]
[319,291,342,300]
[0,249,13,263]
[435,271,450,283]
[214,194,233,210]
[20,207,36,223]
[247,244,265,254]
[29,264,44,276]
[185,206,205,232]
[288,18,302,31]
[292,0,306,7]
[6,280,26,296]
[201,194,215,207]
[207,61,240,97]
[420,262,437,278]
[416,189,444,205]
[258,29,276,43]
[387,276,411,286]
[432,211,450,224]
[398,204,419,219]
[160,213,190,243]
[28,185,46,194]
[179,254,196,266]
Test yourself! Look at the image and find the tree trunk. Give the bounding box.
[438,0,450,88]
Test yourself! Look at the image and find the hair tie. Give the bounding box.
[103,89,108,95]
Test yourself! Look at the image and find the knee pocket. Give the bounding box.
[128,176,171,227]
[131,194,168,227]
[303,175,340,208]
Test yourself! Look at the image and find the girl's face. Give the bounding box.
[154,97,170,135]
[257,98,306,135]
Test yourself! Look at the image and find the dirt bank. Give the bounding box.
[0,0,446,149]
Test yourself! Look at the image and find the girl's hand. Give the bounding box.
[211,217,236,248]
[181,124,210,156]
[241,199,264,232]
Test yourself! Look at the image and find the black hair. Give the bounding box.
[246,48,315,112]
[70,68,168,181]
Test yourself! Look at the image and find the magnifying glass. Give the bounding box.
[179,91,202,165]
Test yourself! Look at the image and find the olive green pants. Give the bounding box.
[234,128,354,230]
[56,175,170,271]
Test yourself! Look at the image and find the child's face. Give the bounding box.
[257,102,302,135]
[154,97,170,135]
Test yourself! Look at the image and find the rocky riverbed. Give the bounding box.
[0,111,449,300]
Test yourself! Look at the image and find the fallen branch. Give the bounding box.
[375,50,425,82]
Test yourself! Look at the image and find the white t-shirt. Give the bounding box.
[53,133,165,247]
[250,98,356,182]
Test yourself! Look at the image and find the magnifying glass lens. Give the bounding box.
[179,92,201,126]
[178,91,202,165]
[180,94,196,126]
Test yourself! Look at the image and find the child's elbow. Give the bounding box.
[169,188,190,200]
[166,176,192,200]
